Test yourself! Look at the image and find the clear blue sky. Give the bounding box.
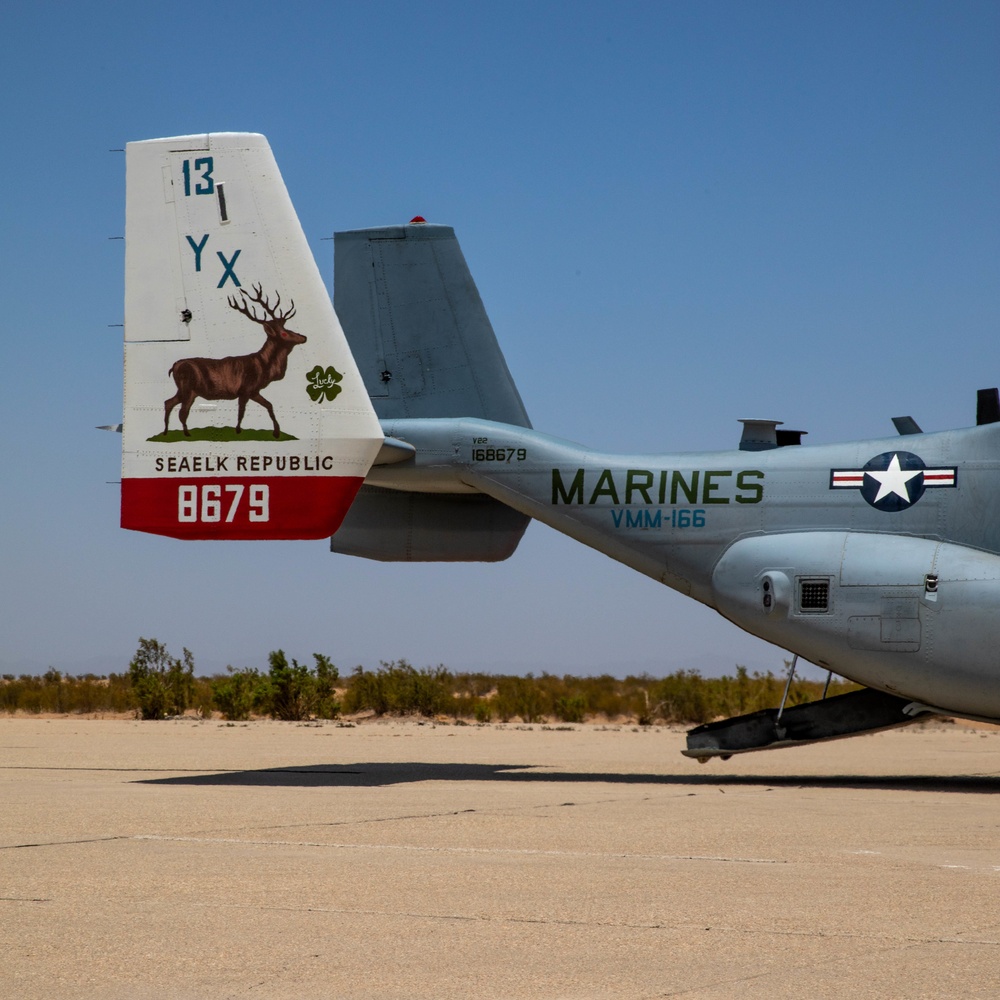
[2,1,998,679]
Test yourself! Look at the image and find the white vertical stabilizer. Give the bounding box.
[122,133,383,539]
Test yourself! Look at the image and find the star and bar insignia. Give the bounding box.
[830,451,957,512]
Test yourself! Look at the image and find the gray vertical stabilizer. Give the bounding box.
[334,222,531,427]
[331,221,531,562]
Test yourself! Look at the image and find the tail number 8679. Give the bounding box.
[178,484,270,523]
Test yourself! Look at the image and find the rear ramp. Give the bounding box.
[683,687,938,760]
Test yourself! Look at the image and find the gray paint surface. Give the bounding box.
[334,223,530,426]
[332,222,531,561]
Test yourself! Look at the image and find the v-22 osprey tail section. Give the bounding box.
[119,133,1000,757]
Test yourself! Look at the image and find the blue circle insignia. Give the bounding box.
[860,451,926,512]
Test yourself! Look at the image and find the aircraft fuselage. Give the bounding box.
[368,417,1000,720]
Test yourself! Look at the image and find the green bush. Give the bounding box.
[246,651,343,721]
[312,653,341,719]
[261,650,313,721]
[0,640,863,725]
[343,660,451,717]
[554,694,587,723]
[495,675,544,723]
[343,665,388,716]
[211,667,263,721]
[127,638,194,720]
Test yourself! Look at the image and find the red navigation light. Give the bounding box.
[409,216,427,224]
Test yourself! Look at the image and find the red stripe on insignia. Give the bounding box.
[923,471,955,485]
[121,475,364,540]
[832,472,864,486]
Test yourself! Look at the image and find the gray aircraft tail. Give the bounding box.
[331,220,530,561]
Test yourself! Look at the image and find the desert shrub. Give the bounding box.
[106,673,137,713]
[343,660,451,717]
[65,675,102,714]
[312,653,341,719]
[16,677,44,714]
[407,664,453,717]
[649,670,719,724]
[260,650,314,721]
[343,665,388,715]
[453,672,497,699]
[211,667,262,721]
[250,651,342,721]
[554,694,587,723]
[577,674,628,719]
[127,638,194,719]
[191,676,215,717]
[495,675,544,723]
[1,647,864,724]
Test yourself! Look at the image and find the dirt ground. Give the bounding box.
[2,716,999,999]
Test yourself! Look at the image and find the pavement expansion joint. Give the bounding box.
[649,936,982,999]
[247,807,478,833]
[200,900,681,930]
[131,833,787,864]
[2,835,129,850]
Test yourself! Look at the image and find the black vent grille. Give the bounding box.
[799,579,830,612]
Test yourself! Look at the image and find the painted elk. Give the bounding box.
[164,284,307,438]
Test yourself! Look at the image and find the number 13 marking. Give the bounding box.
[182,157,215,196]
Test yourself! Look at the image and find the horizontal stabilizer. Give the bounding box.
[121,133,383,540]
[892,415,922,436]
[372,436,417,465]
[331,486,529,562]
[977,387,1000,426]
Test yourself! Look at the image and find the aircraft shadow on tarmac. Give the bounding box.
[137,762,1000,794]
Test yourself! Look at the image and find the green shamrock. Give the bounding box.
[306,365,344,402]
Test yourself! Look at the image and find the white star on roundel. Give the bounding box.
[867,453,922,503]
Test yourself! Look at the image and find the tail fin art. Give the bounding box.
[121,133,383,540]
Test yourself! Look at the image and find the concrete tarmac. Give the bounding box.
[2,716,999,999]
